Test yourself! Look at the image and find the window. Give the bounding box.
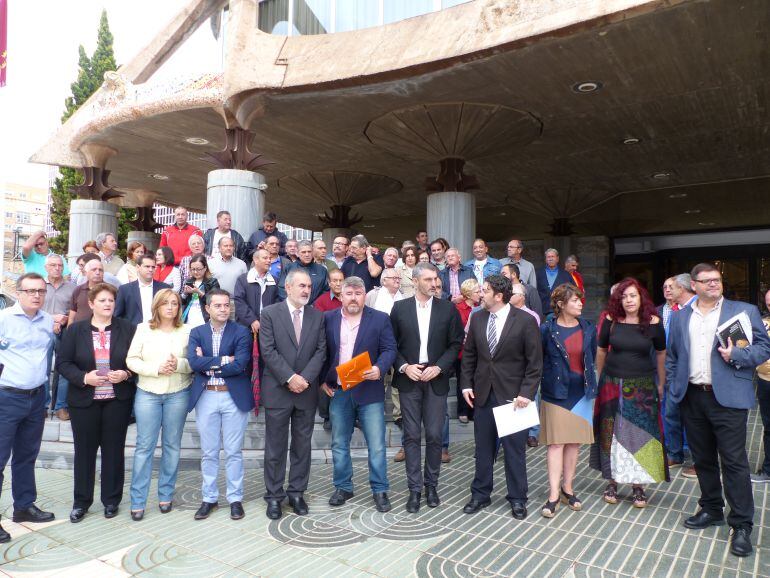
[17,212,31,224]
[4,211,12,218]
[336,0,379,32]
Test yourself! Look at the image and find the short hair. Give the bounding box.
[297,240,313,250]
[216,210,231,219]
[285,268,311,287]
[264,235,280,245]
[263,211,278,222]
[45,253,64,265]
[174,206,188,213]
[138,254,156,267]
[329,268,345,279]
[312,239,326,248]
[156,246,175,266]
[205,288,231,305]
[84,258,103,272]
[81,253,101,266]
[416,229,427,236]
[402,246,418,262]
[551,283,584,317]
[218,235,235,248]
[445,247,459,257]
[401,240,415,249]
[253,248,269,261]
[460,278,479,300]
[674,273,693,291]
[94,232,115,249]
[545,248,559,257]
[188,234,204,248]
[383,247,399,258]
[341,276,365,292]
[690,263,720,281]
[413,262,438,280]
[565,254,579,264]
[82,240,98,252]
[16,272,45,290]
[350,234,369,248]
[473,238,487,246]
[87,282,117,302]
[127,241,145,261]
[149,289,183,330]
[485,274,513,303]
[188,254,211,279]
[503,263,520,279]
[511,282,527,297]
[430,238,448,251]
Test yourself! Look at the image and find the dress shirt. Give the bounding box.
[138,279,154,323]
[287,300,304,333]
[501,257,537,288]
[0,304,54,389]
[488,304,511,345]
[517,304,540,326]
[43,279,75,316]
[126,323,193,394]
[206,322,231,386]
[337,311,362,386]
[688,297,723,385]
[448,267,461,298]
[416,296,433,364]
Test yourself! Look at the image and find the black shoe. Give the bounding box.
[266,499,282,520]
[323,418,331,431]
[230,501,245,520]
[463,497,491,514]
[527,436,539,448]
[158,502,173,514]
[683,510,725,529]
[425,486,440,508]
[394,417,403,430]
[0,520,9,544]
[406,491,421,513]
[69,508,87,523]
[194,501,219,520]
[104,505,119,519]
[288,495,309,516]
[511,502,528,520]
[329,489,354,506]
[12,504,55,524]
[373,492,391,513]
[130,510,144,522]
[730,527,753,557]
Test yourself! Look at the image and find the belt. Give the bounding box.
[688,382,713,392]
[205,385,229,392]
[0,385,43,396]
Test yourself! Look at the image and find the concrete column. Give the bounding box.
[574,235,611,321]
[322,227,352,251]
[427,191,476,263]
[127,231,161,253]
[206,169,265,240]
[67,200,118,269]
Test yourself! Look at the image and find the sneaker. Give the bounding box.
[750,471,770,484]
[681,466,698,479]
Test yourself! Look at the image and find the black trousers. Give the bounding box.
[317,388,330,420]
[756,377,770,476]
[471,391,528,504]
[263,405,315,501]
[680,386,753,528]
[400,382,446,491]
[69,397,133,509]
[453,359,473,419]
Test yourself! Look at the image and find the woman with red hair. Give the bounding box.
[590,278,668,508]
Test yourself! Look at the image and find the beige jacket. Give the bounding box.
[127,323,193,394]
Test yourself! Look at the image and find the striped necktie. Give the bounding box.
[487,312,498,356]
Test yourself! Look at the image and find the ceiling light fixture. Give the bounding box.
[149,173,169,181]
[668,193,687,199]
[572,81,602,93]
[499,212,507,216]
[622,137,641,145]
[185,137,209,146]
[652,172,671,180]
[685,209,701,214]
[362,224,375,228]
[698,222,715,226]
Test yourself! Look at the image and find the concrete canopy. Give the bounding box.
[32,0,770,244]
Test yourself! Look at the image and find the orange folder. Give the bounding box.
[336,351,373,391]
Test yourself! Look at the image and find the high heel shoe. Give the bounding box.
[560,487,582,511]
[541,499,559,518]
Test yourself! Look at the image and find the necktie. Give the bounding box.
[292,308,302,345]
[487,312,498,356]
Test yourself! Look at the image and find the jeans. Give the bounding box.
[130,388,190,509]
[195,390,249,503]
[49,334,68,411]
[330,391,388,494]
[757,377,770,475]
[663,386,686,462]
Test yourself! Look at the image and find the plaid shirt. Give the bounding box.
[448,268,461,298]
[206,321,231,386]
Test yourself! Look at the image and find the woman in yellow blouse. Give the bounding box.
[126,289,192,520]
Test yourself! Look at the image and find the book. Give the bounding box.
[716,312,752,349]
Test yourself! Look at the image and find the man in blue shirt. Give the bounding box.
[0,273,57,542]
[22,230,70,279]
[534,248,574,318]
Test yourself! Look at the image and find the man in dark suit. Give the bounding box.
[390,262,463,513]
[114,255,169,325]
[666,263,770,557]
[187,289,254,522]
[234,248,279,333]
[535,248,574,318]
[259,269,327,519]
[321,276,397,512]
[461,274,542,520]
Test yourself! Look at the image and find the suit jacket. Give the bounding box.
[390,296,464,395]
[258,301,327,410]
[321,306,397,406]
[233,272,279,329]
[665,298,770,409]
[187,321,254,413]
[115,280,170,325]
[439,265,475,300]
[57,317,137,408]
[535,267,574,316]
[461,306,543,407]
[524,283,543,319]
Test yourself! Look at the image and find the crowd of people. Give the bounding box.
[1,208,769,560]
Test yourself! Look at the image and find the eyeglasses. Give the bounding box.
[189,267,205,273]
[694,278,722,286]
[19,289,47,296]
[333,241,349,246]
[511,292,526,297]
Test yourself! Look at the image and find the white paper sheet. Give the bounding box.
[492,401,540,437]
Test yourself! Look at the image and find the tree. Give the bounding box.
[49,10,135,257]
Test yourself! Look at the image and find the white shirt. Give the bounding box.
[488,303,511,345]
[688,297,723,384]
[415,296,433,364]
[211,229,231,259]
[473,259,488,284]
[138,279,154,323]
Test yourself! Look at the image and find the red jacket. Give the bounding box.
[159,223,203,265]
[313,291,342,312]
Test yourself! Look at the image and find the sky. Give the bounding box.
[0,0,220,189]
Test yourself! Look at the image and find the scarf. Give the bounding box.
[154,264,173,283]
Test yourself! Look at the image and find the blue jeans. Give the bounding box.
[663,386,686,462]
[195,390,249,503]
[330,391,388,494]
[130,388,190,509]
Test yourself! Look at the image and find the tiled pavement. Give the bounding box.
[1,410,769,577]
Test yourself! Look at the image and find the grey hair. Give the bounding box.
[94,232,115,249]
[565,254,578,264]
[350,234,369,248]
[341,276,365,292]
[45,253,64,265]
[511,282,526,296]
[545,248,559,257]
[384,247,399,258]
[413,262,438,279]
[188,234,204,248]
[674,273,693,291]
[84,259,103,272]
[218,235,235,248]
[297,240,313,250]
[285,268,311,286]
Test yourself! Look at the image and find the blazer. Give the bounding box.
[258,301,327,410]
[523,283,543,319]
[233,272,279,329]
[535,267,575,316]
[202,228,247,261]
[115,280,170,326]
[540,317,598,401]
[187,321,254,413]
[180,276,220,323]
[57,317,137,408]
[461,306,543,407]
[390,296,464,395]
[665,298,770,409]
[438,265,475,300]
[321,306,397,406]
